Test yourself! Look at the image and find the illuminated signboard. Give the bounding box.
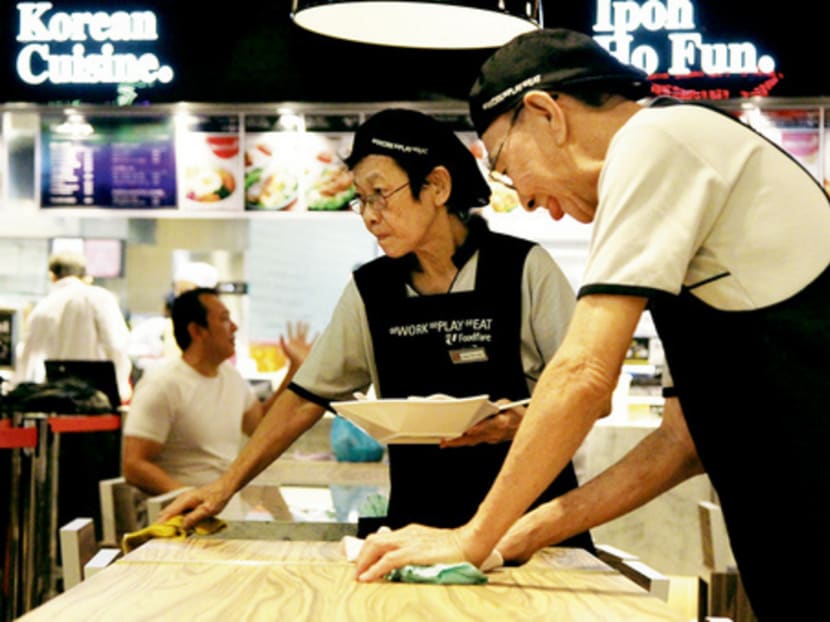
[14,2,174,89]
[592,0,780,98]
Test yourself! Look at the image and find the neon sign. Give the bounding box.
[15,2,174,87]
[592,0,780,98]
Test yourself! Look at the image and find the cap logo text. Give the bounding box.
[481,74,542,110]
[371,138,428,155]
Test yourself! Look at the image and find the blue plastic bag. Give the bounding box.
[330,416,384,462]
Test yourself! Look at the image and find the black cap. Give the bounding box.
[345,108,490,210]
[469,28,652,135]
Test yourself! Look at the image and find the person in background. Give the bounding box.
[128,261,221,372]
[159,108,593,551]
[353,29,830,620]
[11,250,132,403]
[162,261,222,358]
[122,288,314,495]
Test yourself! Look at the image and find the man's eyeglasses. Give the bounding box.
[349,181,410,216]
[487,104,523,191]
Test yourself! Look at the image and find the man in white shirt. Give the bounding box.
[12,251,132,403]
[122,288,312,495]
[122,288,263,494]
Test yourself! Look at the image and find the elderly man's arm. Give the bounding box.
[495,396,704,562]
[122,435,187,495]
[356,294,646,581]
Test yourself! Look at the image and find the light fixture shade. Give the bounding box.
[291,0,541,49]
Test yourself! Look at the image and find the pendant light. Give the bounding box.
[291,0,542,49]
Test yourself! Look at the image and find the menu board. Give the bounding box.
[40,115,177,208]
[32,110,534,214]
[244,114,358,212]
[177,114,244,212]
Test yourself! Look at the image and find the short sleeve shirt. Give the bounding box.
[580,105,830,310]
[292,244,575,403]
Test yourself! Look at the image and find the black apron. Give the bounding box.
[355,223,592,552]
[646,98,830,620]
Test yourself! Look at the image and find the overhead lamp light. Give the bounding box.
[290,0,542,49]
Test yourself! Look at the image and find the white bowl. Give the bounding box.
[331,394,498,444]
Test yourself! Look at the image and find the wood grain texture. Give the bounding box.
[18,540,684,621]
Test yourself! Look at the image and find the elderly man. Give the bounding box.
[354,29,830,620]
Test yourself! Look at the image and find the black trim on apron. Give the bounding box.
[649,265,830,620]
[354,221,592,552]
[645,99,830,618]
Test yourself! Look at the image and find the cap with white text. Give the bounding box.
[469,28,652,135]
[344,108,490,211]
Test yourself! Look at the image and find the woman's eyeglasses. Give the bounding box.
[349,181,410,215]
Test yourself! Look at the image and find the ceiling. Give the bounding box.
[1,1,825,105]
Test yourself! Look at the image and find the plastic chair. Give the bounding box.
[99,477,148,547]
[58,517,120,590]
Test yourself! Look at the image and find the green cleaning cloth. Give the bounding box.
[385,562,488,585]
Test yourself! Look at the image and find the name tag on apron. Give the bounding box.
[449,347,488,364]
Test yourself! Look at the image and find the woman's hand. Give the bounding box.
[439,399,525,448]
[156,478,234,529]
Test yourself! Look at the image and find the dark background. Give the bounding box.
[1,0,826,104]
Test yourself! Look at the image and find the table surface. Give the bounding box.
[18,539,684,621]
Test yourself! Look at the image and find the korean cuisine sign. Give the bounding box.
[15,1,174,87]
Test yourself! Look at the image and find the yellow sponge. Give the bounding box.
[122,515,227,553]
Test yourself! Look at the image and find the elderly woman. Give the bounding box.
[161,108,592,550]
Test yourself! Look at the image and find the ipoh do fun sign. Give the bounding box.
[592,0,780,98]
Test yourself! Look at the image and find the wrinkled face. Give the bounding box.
[195,293,237,362]
[482,99,597,224]
[351,155,439,258]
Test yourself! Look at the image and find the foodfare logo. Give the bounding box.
[592,0,780,98]
[15,2,174,87]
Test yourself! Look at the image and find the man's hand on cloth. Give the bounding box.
[349,524,503,583]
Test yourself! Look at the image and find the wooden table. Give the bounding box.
[17,539,683,621]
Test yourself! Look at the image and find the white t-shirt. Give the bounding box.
[292,244,575,402]
[123,357,257,487]
[581,104,830,309]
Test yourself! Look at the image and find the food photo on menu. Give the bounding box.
[244,133,299,210]
[244,114,356,212]
[177,114,244,211]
